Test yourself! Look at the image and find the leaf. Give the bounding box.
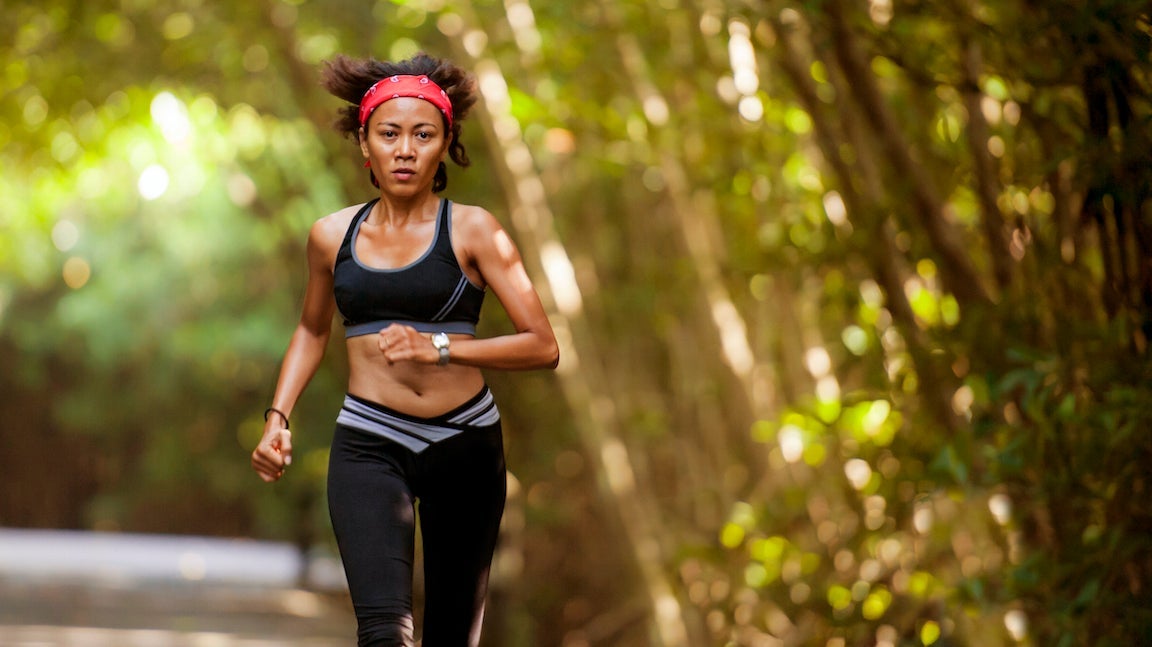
[930,444,969,485]
[1072,579,1101,610]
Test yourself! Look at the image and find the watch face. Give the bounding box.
[432,332,449,348]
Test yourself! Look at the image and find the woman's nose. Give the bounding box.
[396,136,414,158]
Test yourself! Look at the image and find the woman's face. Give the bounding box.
[360,97,450,196]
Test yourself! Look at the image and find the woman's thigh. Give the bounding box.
[327,426,418,613]
[417,424,506,646]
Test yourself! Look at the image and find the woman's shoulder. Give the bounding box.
[448,201,502,236]
[309,202,368,246]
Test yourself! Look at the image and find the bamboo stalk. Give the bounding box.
[444,6,693,645]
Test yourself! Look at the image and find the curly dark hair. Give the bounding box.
[321,53,477,192]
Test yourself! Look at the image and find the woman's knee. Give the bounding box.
[356,608,415,646]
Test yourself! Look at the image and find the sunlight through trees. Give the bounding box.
[3,1,1150,645]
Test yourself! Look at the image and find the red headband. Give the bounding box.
[358,75,453,129]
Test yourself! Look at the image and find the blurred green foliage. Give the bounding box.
[2,1,1151,646]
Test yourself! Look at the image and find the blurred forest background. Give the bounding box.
[2,0,1151,645]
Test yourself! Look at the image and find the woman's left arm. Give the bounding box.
[448,206,559,370]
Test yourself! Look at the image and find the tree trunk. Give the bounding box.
[446,6,694,644]
[823,0,992,306]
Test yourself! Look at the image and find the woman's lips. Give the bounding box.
[392,168,416,180]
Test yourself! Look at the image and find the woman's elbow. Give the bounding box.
[296,320,333,348]
[540,337,560,370]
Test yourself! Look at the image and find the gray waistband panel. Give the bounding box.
[335,390,500,454]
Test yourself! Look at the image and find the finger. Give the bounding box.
[252,450,281,476]
[251,451,283,482]
[399,325,421,346]
[263,431,289,468]
[257,468,281,483]
[277,430,293,466]
[254,435,287,469]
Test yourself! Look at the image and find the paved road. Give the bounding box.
[0,579,355,646]
[0,529,355,646]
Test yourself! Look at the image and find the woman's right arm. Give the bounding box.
[251,216,342,483]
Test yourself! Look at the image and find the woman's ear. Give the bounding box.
[359,127,370,158]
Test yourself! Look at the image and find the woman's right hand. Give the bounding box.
[251,422,293,483]
[249,210,344,484]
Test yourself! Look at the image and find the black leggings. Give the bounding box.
[327,418,506,646]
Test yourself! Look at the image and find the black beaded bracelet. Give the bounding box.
[264,407,290,430]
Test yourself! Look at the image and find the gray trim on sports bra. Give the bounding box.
[345,319,477,337]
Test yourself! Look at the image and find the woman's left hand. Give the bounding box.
[378,324,437,365]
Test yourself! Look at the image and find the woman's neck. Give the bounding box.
[367,193,439,227]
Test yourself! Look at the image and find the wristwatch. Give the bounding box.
[431,332,451,366]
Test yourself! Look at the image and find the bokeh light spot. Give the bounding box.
[151,92,192,145]
[62,257,91,289]
[844,458,873,490]
[921,620,941,645]
[138,164,170,200]
[162,13,195,40]
[779,425,804,463]
[52,220,80,252]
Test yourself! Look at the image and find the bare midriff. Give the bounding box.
[344,332,485,417]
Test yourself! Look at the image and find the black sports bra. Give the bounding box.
[333,199,485,338]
